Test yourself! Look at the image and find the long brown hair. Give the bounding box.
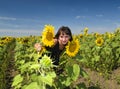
[55,26,73,41]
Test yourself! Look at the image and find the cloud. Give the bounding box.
[0,29,38,32]
[0,29,42,37]
[113,22,120,27]
[0,16,46,30]
[117,6,120,9]
[75,15,86,19]
[0,16,45,23]
[0,22,20,28]
[0,16,47,29]
[96,14,103,17]
[0,16,16,21]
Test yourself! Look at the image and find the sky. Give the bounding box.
[0,0,120,36]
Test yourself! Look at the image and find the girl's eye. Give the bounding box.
[65,36,69,38]
[60,36,63,38]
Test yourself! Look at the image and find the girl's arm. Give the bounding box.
[34,38,58,51]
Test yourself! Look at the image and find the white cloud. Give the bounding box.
[0,16,46,24]
[0,29,39,32]
[75,15,86,19]
[0,16,47,29]
[0,16,16,20]
[0,29,42,37]
[117,6,120,9]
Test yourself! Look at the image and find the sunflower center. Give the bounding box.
[46,32,53,41]
[69,43,76,52]
[97,39,102,44]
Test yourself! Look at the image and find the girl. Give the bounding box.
[34,26,73,65]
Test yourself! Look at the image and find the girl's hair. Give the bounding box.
[55,26,73,41]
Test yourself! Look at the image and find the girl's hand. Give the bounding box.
[34,43,42,52]
[54,38,58,45]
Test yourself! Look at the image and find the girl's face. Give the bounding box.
[58,32,70,46]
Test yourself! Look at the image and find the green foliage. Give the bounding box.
[12,74,23,88]
[12,38,57,89]
[0,37,15,89]
[79,29,120,76]
[11,36,88,89]
[1,29,119,89]
[23,82,40,89]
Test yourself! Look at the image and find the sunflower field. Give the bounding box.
[0,25,120,89]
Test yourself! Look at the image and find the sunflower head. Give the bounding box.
[0,41,4,46]
[107,33,115,39]
[95,32,101,37]
[79,34,83,38]
[66,38,80,57]
[40,55,53,68]
[42,24,55,47]
[95,37,104,46]
[83,27,89,36]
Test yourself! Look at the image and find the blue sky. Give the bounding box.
[0,0,120,36]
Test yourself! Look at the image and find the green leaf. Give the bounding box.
[111,42,119,48]
[31,74,38,82]
[30,64,40,70]
[32,53,41,62]
[47,71,56,78]
[64,77,71,86]
[72,64,80,81]
[12,74,23,87]
[19,60,25,65]
[19,62,32,73]
[94,55,100,62]
[24,82,40,89]
[80,68,88,78]
[39,74,53,86]
[65,65,73,77]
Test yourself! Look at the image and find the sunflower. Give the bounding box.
[107,33,115,39]
[95,32,101,37]
[95,37,104,46]
[83,27,88,36]
[0,41,4,46]
[66,38,80,57]
[79,34,83,38]
[42,25,55,47]
[40,55,53,68]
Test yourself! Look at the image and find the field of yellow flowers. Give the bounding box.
[0,25,120,89]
